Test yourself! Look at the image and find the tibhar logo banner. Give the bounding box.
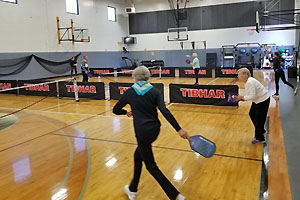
[221,69,238,75]
[121,69,133,74]
[119,87,130,95]
[66,85,96,93]
[184,70,207,75]
[0,83,12,90]
[24,84,49,91]
[93,70,110,74]
[150,69,170,74]
[180,88,225,99]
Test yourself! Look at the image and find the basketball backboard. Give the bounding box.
[167,27,188,41]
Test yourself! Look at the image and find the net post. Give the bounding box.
[17,80,19,96]
[73,78,79,102]
[159,66,162,79]
[56,81,59,98]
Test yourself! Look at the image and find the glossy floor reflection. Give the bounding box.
[0,71,286,200]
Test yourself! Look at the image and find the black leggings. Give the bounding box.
[82,71,88,82]
[275,69,294,94]
[71,67,77,75]
[249,97,270,141]
[129,127,179,200]
[194,68,199,84]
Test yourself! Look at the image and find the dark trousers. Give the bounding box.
[71,67,77,76]
[82,71,88,82]
[129,127,179,200]
[275,69,294,94]
[194,68,199,84]
[249,97,270,141]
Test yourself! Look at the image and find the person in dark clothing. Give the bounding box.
[113,66,188,200]
[268,52,298,97]
[70,56,77,76]
[81,56,89,82]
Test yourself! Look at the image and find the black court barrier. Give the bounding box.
[90,68,114,77]
[0,80,18,94]
[109,82,164,101]
[215,66,253,78]
[179,67,212,78]
[18,80,57,97]
[169,84,239,106]
[149,67,175,77]
[59,82,105,100]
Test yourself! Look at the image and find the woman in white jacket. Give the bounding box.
[234,68,270,144]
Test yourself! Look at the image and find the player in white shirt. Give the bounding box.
[234,68,270,144]
[190,53,200,85]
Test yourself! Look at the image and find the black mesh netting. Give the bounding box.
[0,55,33,76]
[0,53,81,76]
[33,53,81,74]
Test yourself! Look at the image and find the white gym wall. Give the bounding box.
[0,0,129,53]
[0,0,296,52]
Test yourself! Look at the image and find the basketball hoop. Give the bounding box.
[247,28,256,36]
[167,27,188,41]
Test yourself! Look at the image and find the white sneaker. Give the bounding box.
[124,185,137,200]
[294,87,298,96]
[176,193,186,200]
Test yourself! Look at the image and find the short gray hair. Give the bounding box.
[132,66,150,81]
[238,68,251,78]
[192,53,197,57]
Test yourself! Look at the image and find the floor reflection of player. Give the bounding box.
[263,71,271,82]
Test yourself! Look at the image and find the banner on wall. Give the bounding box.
[149,67,175,77]
[179,67,212,78]
[59,82,105,100]
[90,68,114,77]
[18,80,57,97]
[169,84,239,106]
[0,80,18,94]
[215,66,253,78]
[109,82,164,101]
